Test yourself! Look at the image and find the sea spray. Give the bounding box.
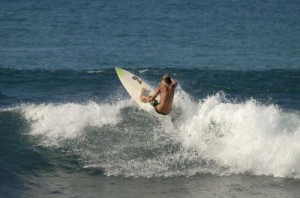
[15,90,300,178]
[19,100,133,145]
[175,92,300,178]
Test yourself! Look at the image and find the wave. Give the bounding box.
[138,69,148,73]
[17,100,134,146]
[86,70,105,74]
[0,92,12,99]
[175,92,300,178]
[6,88,300,179]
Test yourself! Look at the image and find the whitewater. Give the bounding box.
[7,88,298,179]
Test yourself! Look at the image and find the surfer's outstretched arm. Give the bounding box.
[140,87,160,103]
[172,79,178,87]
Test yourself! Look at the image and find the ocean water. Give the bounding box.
[1,0,300,198]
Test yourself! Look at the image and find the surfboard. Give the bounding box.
[115,67,160,112]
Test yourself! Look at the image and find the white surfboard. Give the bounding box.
[115,67,160,112]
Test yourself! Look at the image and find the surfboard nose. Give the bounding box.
[115,67,124,77]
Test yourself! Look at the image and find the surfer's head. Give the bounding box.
[162,74,172,84]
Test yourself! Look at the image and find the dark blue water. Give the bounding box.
[1,0,300,70]
[1,0,300,197]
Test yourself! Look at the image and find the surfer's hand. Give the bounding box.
[141,88,146,95]
[140,88,147,102]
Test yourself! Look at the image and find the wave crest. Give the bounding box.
[13,90,300,179]
[19,100,133,145]
[176,92,300,178]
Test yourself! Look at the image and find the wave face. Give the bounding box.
[6,89,298,179]
[0,68,299,180]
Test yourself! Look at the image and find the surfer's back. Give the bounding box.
[157,79,177,115]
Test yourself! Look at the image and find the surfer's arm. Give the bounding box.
[140,86,160,103]
[171,79,178,87]
[147,87,160,102]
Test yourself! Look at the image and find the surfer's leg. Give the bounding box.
[153,106,167,115]
[151,100,166,115]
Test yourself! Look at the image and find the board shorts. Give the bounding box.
[151,99,167,115]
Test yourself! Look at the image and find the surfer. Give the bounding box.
[140,74,177,115]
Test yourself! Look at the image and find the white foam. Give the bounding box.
[19,100,133,145]
[14,87,300,179]
[138,69,148,73]
[86,70,105,74]
[173,92,300,178]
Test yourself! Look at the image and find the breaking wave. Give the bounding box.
[11,88,300,179]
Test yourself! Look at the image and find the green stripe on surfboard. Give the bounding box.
[115,67,124,77]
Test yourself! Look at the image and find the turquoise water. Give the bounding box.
[1,0,300,197]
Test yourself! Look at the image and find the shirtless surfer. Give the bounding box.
[140,74,177,115]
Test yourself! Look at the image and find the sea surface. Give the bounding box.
[1,0,300,197]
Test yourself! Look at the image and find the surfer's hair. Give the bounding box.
[162,74,172,84]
